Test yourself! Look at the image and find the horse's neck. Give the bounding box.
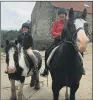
[59,43,75,58]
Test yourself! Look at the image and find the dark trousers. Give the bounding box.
[45,38,61,71]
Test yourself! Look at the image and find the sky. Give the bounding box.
[1,2,36,30]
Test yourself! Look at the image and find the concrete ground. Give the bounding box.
[1,43,92,100]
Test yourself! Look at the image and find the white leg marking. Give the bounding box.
[10,79,16,99]
[18,82,24,100]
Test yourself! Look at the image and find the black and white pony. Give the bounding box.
[5,40,42,100]
[46,8,89,100]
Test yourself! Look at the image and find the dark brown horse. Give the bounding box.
[46,8,89,100]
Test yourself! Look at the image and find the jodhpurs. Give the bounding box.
[26,47,38,73]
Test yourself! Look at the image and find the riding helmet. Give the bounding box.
[22,23,29,29]
[58,8,67,16]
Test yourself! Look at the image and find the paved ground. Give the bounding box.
[1,43,92,100]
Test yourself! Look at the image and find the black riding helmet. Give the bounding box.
[58,8,67,16]
[22,23,29,29]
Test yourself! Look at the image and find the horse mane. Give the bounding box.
[6,42,18,53]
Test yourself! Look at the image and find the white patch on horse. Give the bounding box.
[74,18,87,30]
[74,18,89,52]
[19,48,33,77]
[8,48,15,69]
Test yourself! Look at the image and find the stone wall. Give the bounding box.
[31,1,55,40]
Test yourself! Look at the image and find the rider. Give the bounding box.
[41,8,67,76]
[18,22,38,75]
[5,22,38,75]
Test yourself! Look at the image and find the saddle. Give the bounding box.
[46,44,83,67]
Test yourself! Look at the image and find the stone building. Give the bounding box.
[31,1,92,41]
[31,2,92,50]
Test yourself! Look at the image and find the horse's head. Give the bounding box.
[5,40,19,73]
[63,8,89,52]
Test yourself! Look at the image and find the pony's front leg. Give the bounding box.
[18,82,24,100]
[10,79,17,100]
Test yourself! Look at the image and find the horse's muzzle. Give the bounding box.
[8,66,16,73]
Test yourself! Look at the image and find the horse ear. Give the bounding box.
[81,8,87,20]
[69,8,74,19]
[15,40,18,45]
[6,40,9,45]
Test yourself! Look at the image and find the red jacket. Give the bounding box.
[51,19,64,38]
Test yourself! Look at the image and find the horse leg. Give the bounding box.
[18,82,24,100]
[34,70,40,90]
[65,87,70,100]
[30,74,35,87]
[10,79,17,100]
[52,81,61,100]
[70,82,79,100]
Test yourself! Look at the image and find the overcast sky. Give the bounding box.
[1,2,36,30]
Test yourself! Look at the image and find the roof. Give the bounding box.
[51,1,92,14]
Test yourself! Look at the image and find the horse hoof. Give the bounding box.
[10,96,17,100]
[34,85,40,90]
[65,93,70,100]
[30,83,34,87]
[65,96,70,100]
[65,98,69,100]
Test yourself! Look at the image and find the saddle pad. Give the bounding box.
[47,46,59,67]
